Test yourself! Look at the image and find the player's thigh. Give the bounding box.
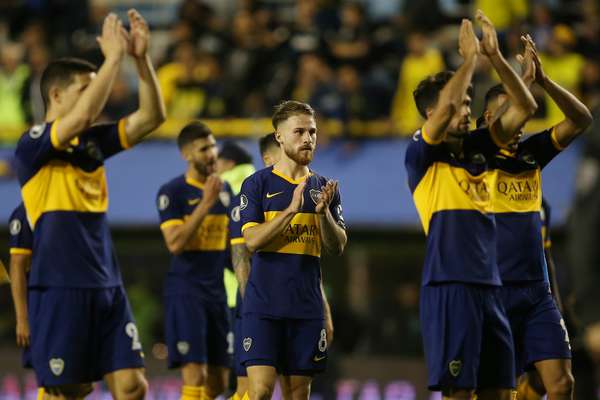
[420,284,484,392]
[247,366,278,399]
[240,314,283,370]
[99,287,144,377]
[522,284,572,372]
[477,287,516,391]
[103,368,147,400]
[28,288,96,386]
[283,319,327,376]
[236,376,249,397]
[287,375,312,400]
[205,365,229,396]
[164,294,209,369]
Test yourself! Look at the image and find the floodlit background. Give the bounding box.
[0,0,599,399]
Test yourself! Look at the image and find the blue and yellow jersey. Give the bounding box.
[405,127,501,286]
[491,129,562,282]
[8,203,33,259]
[14,120,129,288]
[157,174,233,302]
[229,192,245,316]
[239,166,346,319]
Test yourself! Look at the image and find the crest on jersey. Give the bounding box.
[231,206,241,222]
[240,195,248,211]
[9,219,21,235]
[219,191,231,207]
[29,123,46,139]
[449,360,462,377]
[49,358,64,376]
[243,337,252,352]
[158,195,169,211]
[177,341,190,355]
[309,189,322,205]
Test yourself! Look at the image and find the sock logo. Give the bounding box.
[449,360,462,377]
[243,337,252,352]
[49,358,64,376]
[177,341,190,355]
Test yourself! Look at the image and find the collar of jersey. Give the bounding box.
[185,175,205,189]
[271,168,312,184]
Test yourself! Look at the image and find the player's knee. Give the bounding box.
[182,364,208,387]
[206,378,227,398]
[44,383,93,399]
[250,381,274,400]
[114,373,148,400]
[290,384,310,400]
[546,371,574,396]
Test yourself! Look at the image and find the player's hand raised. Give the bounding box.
[201,175,223,208]
[96,13,128,62]
[127,9,150,59]
[288,179,307,214]
[458,19,479,60]
[316,180,338,215]
[16,319,30,348]
[476,10,500,57]
[524,34,547,85]
[516,36,536,84]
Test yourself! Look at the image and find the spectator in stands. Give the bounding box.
[530,3,554,52]
[474,0,528,32]
[21,44,48,124]
[326,2,371,69]
[286,0,324,59]
[0,42,29,130]
[390,32,444,135]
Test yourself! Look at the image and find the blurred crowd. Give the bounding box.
[0,0,599,141]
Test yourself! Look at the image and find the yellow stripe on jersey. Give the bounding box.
[231,237,245,245]
[413,162,493,234]
[160,219,183,229]
[184,214,229,251]
[49,119,80,150]
[241,222,259,232]
[260,211,321,257]
[491,169,542,213]
[118,118,130,149]
[22,160,108,228]
[9,248,32,255]
[271,169,312,184]
[421,126,443,145]
[550,126,566,151]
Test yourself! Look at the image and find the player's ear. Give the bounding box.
[484,109,492,124]
[275,130,283,144]
[49,85,61,106]
[180,145,192,163]
[425,107,434,119]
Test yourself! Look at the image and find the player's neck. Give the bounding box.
[45,108,60,123]
[186,167,207,184]
[273,157,310,180]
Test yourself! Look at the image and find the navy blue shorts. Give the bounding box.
[165,295,231,369]
[420,283,515,391]
[501,281,572,375]
[233,310,247,377]
[28,286,144,386]
[240,314,327,376]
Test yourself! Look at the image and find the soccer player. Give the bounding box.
[480,35,592,400]
[405,12,537,399]
[239,102,347,400]
[13,10,165,399]
[157,122,233,400]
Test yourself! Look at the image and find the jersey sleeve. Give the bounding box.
[404,128,443,193]
[14,122,58,185]
[157,183,184,229]
[329,185,347,230]
[520,128,562,169]
[228,194,245,245]
[87,119,130,160]
[8,204,33,255]
[239,174,264,232]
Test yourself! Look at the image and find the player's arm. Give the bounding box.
[53,14,127,148]
[122,9,166,147]
[523,36,592,147]
[9,253,31,348]
[243,180,307,253]
[422,19,479,143]
[160,175,222,255]
[321,280,334,345]
[316,181,347,255]
[477,10,537,146]
[231,242,251,298]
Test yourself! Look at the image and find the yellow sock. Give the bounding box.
[229,394,242,400]
[181,385,205,400]
[516,381,542,400]
[37,388,45,400]
[241,392,250,400]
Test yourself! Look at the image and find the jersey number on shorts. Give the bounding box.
[125,322,142,351]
